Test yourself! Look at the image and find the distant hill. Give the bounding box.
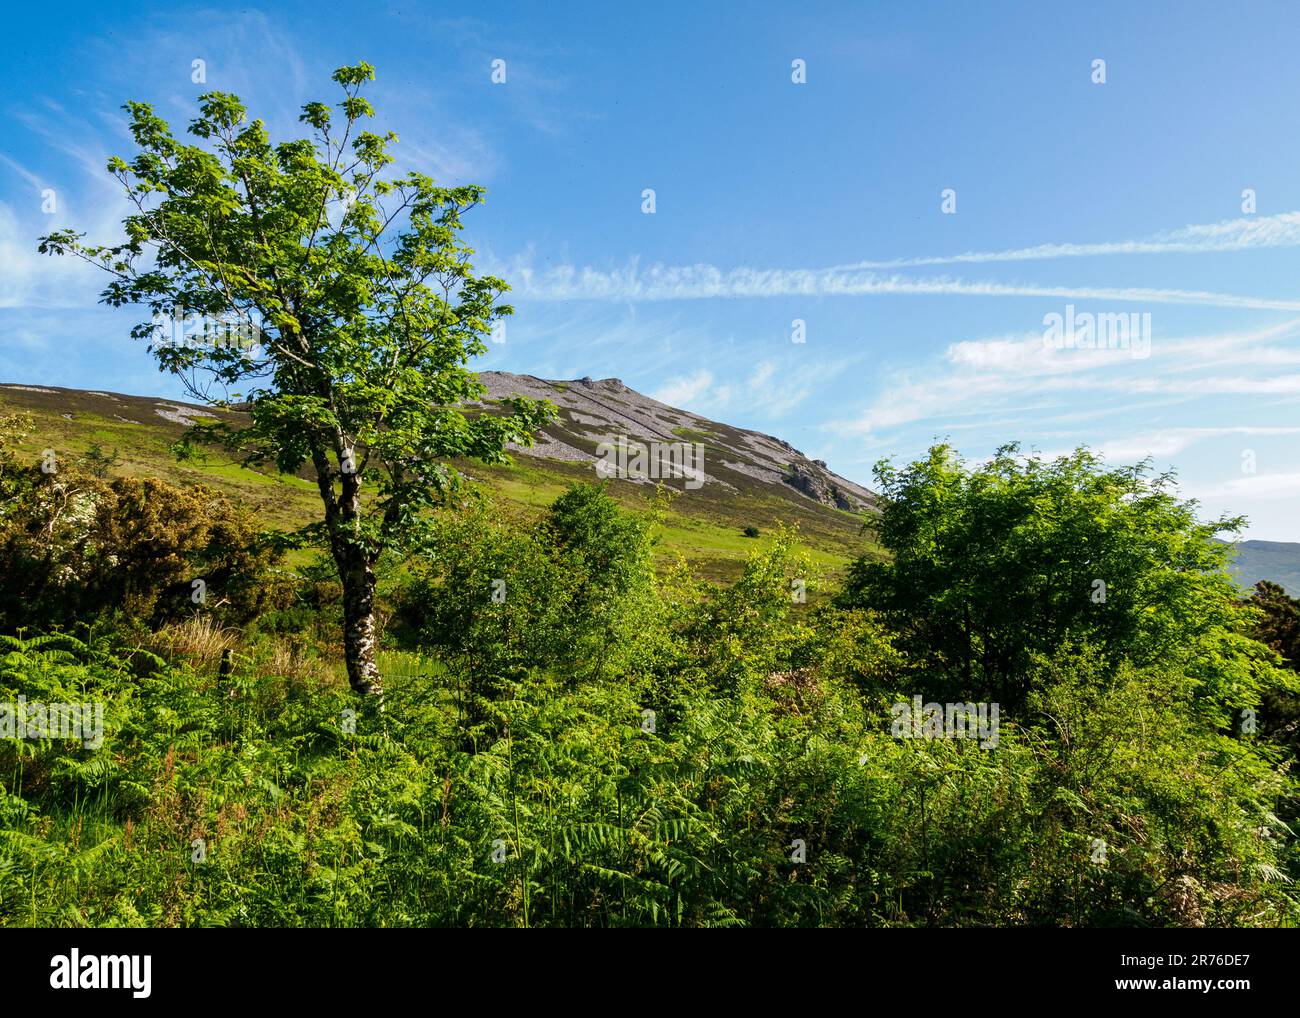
[0,377,880,583]
[1222,540,1300,596]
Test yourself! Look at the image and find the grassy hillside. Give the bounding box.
[0,382,881,583]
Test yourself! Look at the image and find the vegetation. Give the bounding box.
[0,462,280,632]
[1248,581,1300,765]
[4,65,1297,929]
[839,443,1271,711]
[1,435,1297,927]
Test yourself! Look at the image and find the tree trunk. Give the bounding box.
[311,430,382,697]
[340,547,382,696]
[333,460,382,697]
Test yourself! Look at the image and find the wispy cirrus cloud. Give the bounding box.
[946,318,1300,379]
[505,259,1300,310]
[0,120,135,310]
[829,319,1300,441]
[1090,427,1300,462]
[654,370,715,406]
[652,355,858,420]
[827,212,1300,270]
[1194,472,1300,501]
[502,211,1300,309]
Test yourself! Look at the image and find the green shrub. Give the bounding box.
[0,465,283,631]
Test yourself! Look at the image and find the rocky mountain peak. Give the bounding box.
[476,370,876,513]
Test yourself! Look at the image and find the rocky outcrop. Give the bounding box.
[785,462,861,511]
[476,370,876,512]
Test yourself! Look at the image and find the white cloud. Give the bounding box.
[505,260,1300,310]
[653,370,714,406]
[828,320,1300,439]
[502,211,1300,309]
[1095,427,1300,462]
[827,212,1300,270]
[647,355,853,419]
[1195,472,1300,500]
[0,201,108,310]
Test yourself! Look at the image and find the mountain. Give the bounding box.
[1223,540,1300,596]
[0,376,880,583]
[476,372,875,512]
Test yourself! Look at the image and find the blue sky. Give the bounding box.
[3,1,1300,538]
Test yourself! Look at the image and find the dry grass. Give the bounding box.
[147,615,237,669]
[147,615,342,688]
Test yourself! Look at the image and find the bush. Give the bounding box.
[0,464,283,631]
[839,443,1277,711]
[396,484,659,697]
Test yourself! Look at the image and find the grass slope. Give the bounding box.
[0,383,881,583]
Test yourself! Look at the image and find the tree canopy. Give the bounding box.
[839,442,1276,712]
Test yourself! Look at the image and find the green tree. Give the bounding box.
[38,63,554,694]
[1247,580,1300,761]
[1249,580,1300,669]
[399,483,657,710]
[80,443,123,479]
[840,443,1268,709]
[399,497,572,722]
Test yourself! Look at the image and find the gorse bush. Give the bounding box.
[2,461,1298,927]
[0,463,283,631]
